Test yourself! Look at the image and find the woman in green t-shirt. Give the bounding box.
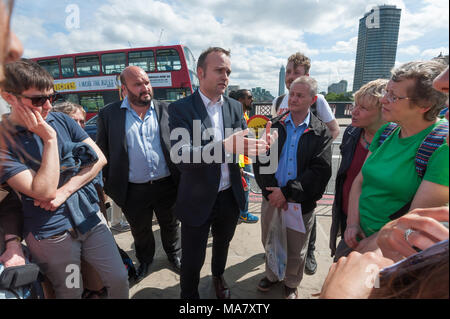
[344,61,449,251]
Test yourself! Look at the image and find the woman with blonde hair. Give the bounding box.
[330,78,388,260]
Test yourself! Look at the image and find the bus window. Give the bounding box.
[61,57,75,78]
[37,59,60,79]
[76,55,100,76]
[153,88,191,102]
[78,92,105,112]
[183,46,196,72]
[129,50,155,72]
[102,52,126,74]
[189,70,199,91]
[156,49,181,71]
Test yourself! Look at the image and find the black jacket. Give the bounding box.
[329,125,362,256]
[253,111,332,214]
[96,99,179,208]
[168,91,246,227]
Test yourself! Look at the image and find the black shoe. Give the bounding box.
[304,252,317,275]
[284,285,298,299]
[257,277,279,292]
[212,275,231,299]
[135,262,151,283]
[168,256,181,273]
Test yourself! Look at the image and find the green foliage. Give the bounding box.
[325,92,354,102]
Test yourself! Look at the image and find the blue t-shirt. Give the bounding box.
[0,112,93,240]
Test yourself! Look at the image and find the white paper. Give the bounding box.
[282,203,306,233]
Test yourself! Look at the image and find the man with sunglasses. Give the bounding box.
[0,59,129,298]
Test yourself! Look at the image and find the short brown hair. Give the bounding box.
[391,61,447,121]
[287,52,311,74]
[2,58,53,94]
[197,47,231,71]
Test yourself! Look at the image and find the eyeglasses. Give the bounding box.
[381,89,410,104]
[14,92,62,106]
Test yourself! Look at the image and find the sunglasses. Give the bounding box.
[14,92,63,107]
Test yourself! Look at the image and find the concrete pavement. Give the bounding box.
[112,201,334,299]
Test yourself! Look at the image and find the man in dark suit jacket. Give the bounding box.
[169,47,274,299]
[97,66,181,283]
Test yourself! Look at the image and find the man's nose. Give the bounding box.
[43,99,53,110]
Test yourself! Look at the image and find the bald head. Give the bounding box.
[120,66,148,86]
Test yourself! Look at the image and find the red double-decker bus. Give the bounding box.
[31,44,199,119]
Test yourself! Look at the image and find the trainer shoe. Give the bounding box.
[239,212,259,224]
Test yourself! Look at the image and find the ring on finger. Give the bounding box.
[404,228,415,244]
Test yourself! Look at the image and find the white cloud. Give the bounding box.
[420,47,450,58]
[398,45,421,55]
[330,37,358,54]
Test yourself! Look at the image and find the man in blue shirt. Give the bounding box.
[254,76,332,299]
[97,66,181,283]
[0,59,128,298]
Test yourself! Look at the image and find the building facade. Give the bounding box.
[353,5,401,92]
[251,87,275,102]
[328,80,348,94]
[278,65,286,96]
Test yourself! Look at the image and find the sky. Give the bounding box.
[11,0,449,96]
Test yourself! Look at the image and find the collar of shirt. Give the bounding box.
[120,96,154,118]
[284,111,311,129]
[199,89,224,108]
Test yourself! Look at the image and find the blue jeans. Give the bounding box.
[240,164,252,216]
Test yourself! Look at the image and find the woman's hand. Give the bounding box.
[320,251,393,299]
[344,224,366,249]
[377,206,449,261]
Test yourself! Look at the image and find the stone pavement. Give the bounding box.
[112,200,334,299]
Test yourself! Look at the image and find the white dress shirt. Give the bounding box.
[199,89,231,192]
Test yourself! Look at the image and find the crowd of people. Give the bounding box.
[0,0,448,300]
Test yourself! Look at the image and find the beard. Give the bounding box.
[127,89,152,107]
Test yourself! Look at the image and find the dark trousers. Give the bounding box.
[122,177,180,264]
[307,215,317,254]
[180,188,240,299]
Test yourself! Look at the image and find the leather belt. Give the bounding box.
[130,176,172,186]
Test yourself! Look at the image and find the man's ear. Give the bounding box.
[1,91,16,105]
[121,85,127,97]
[197,67,204,81]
